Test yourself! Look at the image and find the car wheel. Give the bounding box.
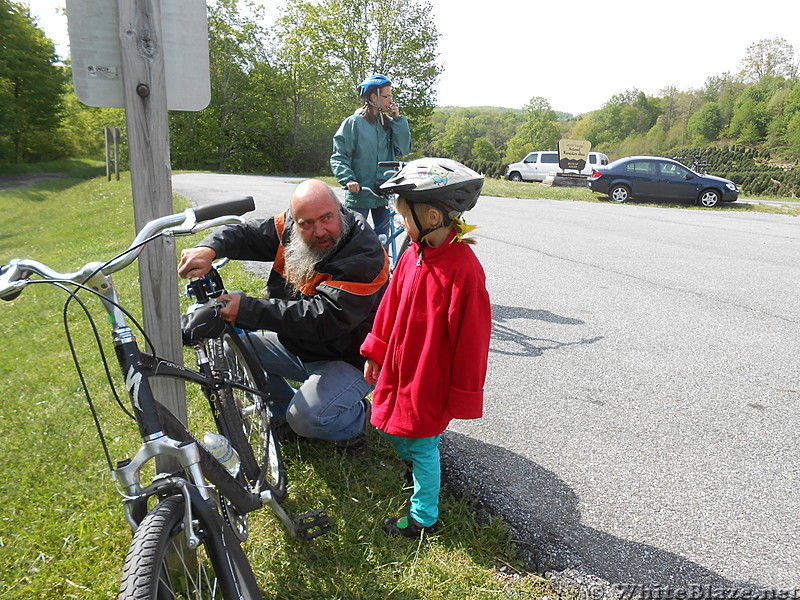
[698,189,720,208]
[609,185,630,203]
[508,172,522,182]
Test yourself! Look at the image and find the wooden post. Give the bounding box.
[117,0,187,451]
[114,128,121,181]
[104,127,112,181]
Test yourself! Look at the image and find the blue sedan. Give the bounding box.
[588,156,739,208]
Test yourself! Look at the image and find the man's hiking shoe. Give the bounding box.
[335,398,371,454]
[272,420,297,444]
[383,515,438,538]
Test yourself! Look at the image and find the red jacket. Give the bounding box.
[360,232,491,438]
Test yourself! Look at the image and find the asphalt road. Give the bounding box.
[173,173,800,594]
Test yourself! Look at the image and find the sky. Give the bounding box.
[26,0,800,116]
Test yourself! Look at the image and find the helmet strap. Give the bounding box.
[410,203,444,247]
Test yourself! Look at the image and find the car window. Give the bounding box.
[524,154,537,163]
[589,153,597,164]
[626,161,656,175]
[601,156,608,165]
[541,153,559,163]
[659,162,690,178]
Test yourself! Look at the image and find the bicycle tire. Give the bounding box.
[210,331,286,503]
[118,495,262,600]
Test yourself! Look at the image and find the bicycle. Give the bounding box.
[0,198,330,599]
[344,161,410,269]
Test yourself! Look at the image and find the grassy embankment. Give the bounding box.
[0,162,555,599]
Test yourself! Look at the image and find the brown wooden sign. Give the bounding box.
[558,139,592,171]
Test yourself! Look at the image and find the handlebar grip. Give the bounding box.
[378,161,401,168]
[194,197,255,222]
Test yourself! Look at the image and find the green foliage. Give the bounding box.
[0,0,67,164]
[501,97,560,163]
[472,137,500,162]
[587,89,661,149]
[687,102,723,142]
[273,0,440,171]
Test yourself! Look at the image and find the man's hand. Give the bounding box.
[178,247,217,279]
[217,293,241,323]
[346,180,361,194]
[364,358,380,386]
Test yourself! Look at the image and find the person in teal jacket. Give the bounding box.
[330,74,412,238]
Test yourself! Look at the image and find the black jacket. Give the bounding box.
[199,207,388,368]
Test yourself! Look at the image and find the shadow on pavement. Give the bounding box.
[441,431,752,592]
[491,303,602,358]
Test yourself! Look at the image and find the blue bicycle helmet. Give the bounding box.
[357,74,392,100]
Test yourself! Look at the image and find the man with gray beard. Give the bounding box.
[178,179,389,449]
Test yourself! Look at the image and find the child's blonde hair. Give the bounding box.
[396,196,477,245]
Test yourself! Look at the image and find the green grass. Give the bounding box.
[0,168,556,599]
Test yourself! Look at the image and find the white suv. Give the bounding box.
[506,150,609,182]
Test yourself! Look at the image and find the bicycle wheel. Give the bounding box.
[210,330,286,503]
[118,495,262,600]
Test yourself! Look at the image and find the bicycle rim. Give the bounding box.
[118,496,261,600]
[213,332,286,503]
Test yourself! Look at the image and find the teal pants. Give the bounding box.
[381,432,442,527]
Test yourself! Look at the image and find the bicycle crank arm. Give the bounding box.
[259,490,331,540]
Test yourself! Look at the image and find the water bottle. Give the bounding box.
[202,432,240,477]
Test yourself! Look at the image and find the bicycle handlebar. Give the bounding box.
[342,184,386,199]
[0,197,255,301]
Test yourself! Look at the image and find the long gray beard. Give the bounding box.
[284,214,352,294]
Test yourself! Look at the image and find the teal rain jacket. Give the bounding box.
[330,110,412,209]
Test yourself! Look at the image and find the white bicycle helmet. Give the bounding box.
[380,158,484,243]
[379,158,484,214]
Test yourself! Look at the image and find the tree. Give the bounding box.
[169,0,290,172]
[687,102,723,142]
[438,109,475,160]
[740,37,798,82]
[471,137,499,162]
[273,0,441,170]
[502,97,560,162]
[588,89,660,149]
[0,0,67,163]
[729,87,772,144]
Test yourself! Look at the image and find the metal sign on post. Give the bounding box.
[66,0,210,110]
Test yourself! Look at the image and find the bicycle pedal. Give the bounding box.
[293,507,331,541]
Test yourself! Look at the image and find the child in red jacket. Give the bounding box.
[360,158,492,537]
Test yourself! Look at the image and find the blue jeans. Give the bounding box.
[352,206,390,239]
[381,432,442,527]
[240,331,372,441]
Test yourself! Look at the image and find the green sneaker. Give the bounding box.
[383,515,438,538]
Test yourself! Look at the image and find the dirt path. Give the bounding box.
[0,172,65,191]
